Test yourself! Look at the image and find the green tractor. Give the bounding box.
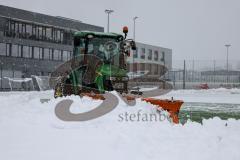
[53,27,136,98]
[51,28,183,124]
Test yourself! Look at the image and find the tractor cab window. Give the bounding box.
[73,38,85,57]
[87,37,120,63]
[74,36,124,68]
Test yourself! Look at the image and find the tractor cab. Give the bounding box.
[62,28,136,95]
[73,31,125,69]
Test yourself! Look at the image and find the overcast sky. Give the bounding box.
[0,0,239,63]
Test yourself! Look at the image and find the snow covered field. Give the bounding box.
[159,88,240,104]
[0,89,240,160]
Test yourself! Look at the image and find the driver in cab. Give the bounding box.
[88,44,106,61]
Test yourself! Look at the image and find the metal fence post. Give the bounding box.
[183,60,186,89]
[12,63,15,78]
[0,61,2,90]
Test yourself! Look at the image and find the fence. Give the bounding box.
[0,62,51,91]
[1,60,240,91]
[166,60,240,89]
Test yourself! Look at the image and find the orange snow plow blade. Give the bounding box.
[81,93,105,100]
[142,98,184,124]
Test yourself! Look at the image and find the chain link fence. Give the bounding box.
[166,60,240,89]
[1,60,240,91]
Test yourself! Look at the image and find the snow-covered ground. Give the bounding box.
[158,88,240,104]
[0,89,240,160]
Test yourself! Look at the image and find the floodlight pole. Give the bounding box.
[133,16,138,72]
[133,16,138,40]
[105,9,114,33]
[225,44,231,83]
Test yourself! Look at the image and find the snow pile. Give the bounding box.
[0,90,240,160]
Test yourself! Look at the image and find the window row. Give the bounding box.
[133,47,165,62]
[3,19,73,45]
[129,63,161,75]
[0,43,72,61]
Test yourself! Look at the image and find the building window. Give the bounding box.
[26,24,32,38]
[133,47,138,58]
[52,29,63,43]
[29,46,33,58]
[60,31,64,43]
[57,30,61,42]
[64,32,73,45]
[44,48,52,60]
[133,63,138,72]
[62,51,72,61]
[4,20,9,36]
[32,25,36,39]
[148,49,152,60]
[14,22,18,35]
[6,43,11,56]
[10,21,15,37]
[39,48,43,59]
[46,27,52,41]
[53,29,56,41]
[0,43,6,56]
[34,47,40,59]
[140,63,145,71]
[22,46,31,58]
[33,47,43,59]
[161,51,165,62]
[37,26,43,40]
[21,24,26,38]
[11,44,22,57]
[3,43,20,57]
[62,51,68,61]
[154,51,158,61]
[11,44,18,57]
[53,49,62,61]
[42,27,46,40]
[148,64,152,74]
[154,64,158,75]
[18,45,22,57]
[141,48,145,59]
[18,23,23,34]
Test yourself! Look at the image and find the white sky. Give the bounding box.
[0,0,239,63]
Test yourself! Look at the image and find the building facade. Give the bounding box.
[127,42,172,78]
[0,5,103,90]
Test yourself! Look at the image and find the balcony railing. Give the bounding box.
[4,31,72,45]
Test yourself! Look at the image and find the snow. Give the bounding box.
[158,88,240,104]
[0,89,240,160]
